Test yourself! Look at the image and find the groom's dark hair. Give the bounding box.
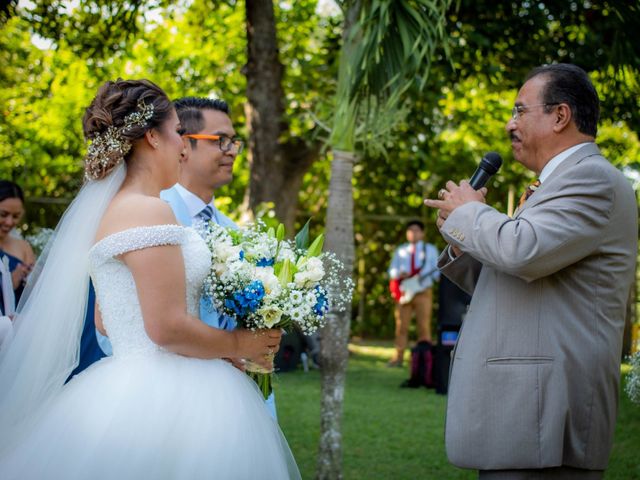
[173,97,230,148]
[406,219,424,231]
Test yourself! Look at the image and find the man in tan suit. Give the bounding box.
[425,64,638,479]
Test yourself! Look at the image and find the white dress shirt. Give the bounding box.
[539,142,593,183]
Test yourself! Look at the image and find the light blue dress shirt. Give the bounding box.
[388,240,440,289]
[162,184,237,330]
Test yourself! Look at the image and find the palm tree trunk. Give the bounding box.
[315,1,450,476]
[317,149,356,480]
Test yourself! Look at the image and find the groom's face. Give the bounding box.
[185,109,237,191]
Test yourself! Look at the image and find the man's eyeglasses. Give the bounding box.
[511,103,559,120]
[184,134,244,154]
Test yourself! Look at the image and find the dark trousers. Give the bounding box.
[479,467,604,479]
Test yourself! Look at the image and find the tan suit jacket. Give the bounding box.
[439,143,637,470]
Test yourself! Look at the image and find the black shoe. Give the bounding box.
[400,379,419,388]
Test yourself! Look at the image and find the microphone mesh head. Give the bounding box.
[481,152,503,174]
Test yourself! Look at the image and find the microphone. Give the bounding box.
[469,152,503,190]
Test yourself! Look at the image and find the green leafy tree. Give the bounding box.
[2,0,638,366]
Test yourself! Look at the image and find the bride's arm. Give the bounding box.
[123,243,280,366]
[115,200,280,366]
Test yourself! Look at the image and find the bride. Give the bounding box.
[0,79,300,479]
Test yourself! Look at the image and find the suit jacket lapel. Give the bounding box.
[514,143,601,217]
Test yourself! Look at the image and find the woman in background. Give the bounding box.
[0,181,35,305]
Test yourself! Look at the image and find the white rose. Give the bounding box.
[293,271,310,288]
[217,244,243,262]
[255,267,281,295]
[305,256,324,270]
[294,264,324,287]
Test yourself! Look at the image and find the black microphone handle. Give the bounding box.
[469,169,492,190]
[468,152,503,190]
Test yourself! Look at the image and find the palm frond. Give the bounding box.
[329,0,452,153]
[346,0,452,103]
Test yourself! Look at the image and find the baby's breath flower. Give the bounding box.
[626,351,640,404]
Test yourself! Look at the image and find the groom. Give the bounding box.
[167,96,277,418]
[164,97,239,331]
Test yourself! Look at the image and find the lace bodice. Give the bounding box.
[88,225,211,356]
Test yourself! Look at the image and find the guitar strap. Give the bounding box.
[419,242,428,271]
[412,242,429,278]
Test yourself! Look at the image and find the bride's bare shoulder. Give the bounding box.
[96,193,178,242]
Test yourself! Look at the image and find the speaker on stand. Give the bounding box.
[433,275,471,394]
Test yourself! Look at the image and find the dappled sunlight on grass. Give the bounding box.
[348,342,394,360]
[277,342,640,479]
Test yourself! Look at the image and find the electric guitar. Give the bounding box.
[398,267,439,305]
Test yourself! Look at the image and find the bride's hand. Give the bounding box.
[223,357,247,372]
[232,328,282,369]
[11,263,31,289]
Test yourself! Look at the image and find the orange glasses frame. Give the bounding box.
[183,134,244,153]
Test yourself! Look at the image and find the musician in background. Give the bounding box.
[387,220,440,367]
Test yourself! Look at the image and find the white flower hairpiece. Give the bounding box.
[84,100,155,180]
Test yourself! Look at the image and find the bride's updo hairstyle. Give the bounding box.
[82,79,173,181]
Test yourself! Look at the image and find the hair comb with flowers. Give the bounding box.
[84,100,155,180]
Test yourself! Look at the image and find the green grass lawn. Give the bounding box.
[276,341,640,480]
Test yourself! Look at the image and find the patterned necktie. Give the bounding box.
[517,180,541,210]
[198,204,229,330]
[198,205,215,222]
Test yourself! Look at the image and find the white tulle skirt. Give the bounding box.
[0,352,300,479]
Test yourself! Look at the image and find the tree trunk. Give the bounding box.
[317,149,356,480]
[244,0,318,232]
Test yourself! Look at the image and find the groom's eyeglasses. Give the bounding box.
[184,134,244,154]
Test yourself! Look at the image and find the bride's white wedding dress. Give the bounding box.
[0,225,300,479]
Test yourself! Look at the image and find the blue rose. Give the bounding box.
[227,281,266,317]
[225,298,242,316]
[256,257,275,267]
[313,286,329,316]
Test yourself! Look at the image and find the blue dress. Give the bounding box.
[0,250,104,379]
[68,282,106,380]
[0,249,26,305]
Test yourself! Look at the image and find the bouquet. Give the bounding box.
[200,220,353,397]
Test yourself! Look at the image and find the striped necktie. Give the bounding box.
[197,204,229,330]
[517,180,541,210]
[198,205,215,223]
